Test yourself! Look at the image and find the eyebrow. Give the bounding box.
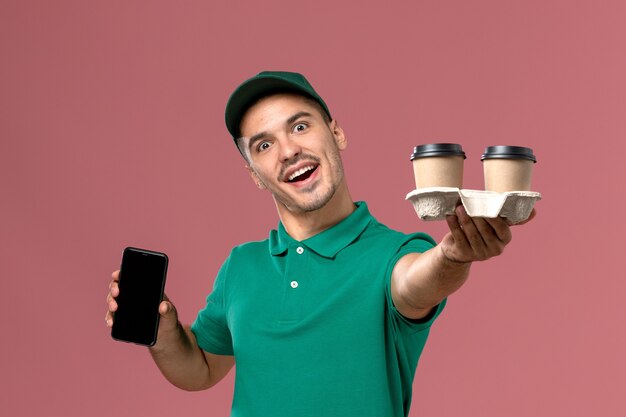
[246,111,314,152]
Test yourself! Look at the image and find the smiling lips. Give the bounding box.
[287,164,318,182]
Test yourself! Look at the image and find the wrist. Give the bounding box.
[438,245,472,267]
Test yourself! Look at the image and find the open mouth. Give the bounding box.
[286,164,319,183]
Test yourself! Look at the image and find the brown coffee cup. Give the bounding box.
[410,143,466,189]
[481,146,537,192]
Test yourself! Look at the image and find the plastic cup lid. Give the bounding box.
[481,146,536,163]
[410,143,466,160]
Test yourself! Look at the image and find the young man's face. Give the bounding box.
[238,93,348,214]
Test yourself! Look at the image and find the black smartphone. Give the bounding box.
[111,247,168,346]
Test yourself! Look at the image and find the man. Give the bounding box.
[106,71,534,416]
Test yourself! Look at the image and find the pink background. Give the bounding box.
[1,1,624,416]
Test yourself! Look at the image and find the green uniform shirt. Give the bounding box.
[191,202,446,417]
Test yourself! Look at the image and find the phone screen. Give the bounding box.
[111,247,168,346]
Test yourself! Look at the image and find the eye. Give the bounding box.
[256,141,271,152]
[292,123,308,133]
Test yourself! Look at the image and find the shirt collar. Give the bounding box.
[269,201,373,259]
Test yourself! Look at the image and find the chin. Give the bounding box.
[285,188,338,213]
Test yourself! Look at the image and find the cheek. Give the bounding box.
[249,163,274,182]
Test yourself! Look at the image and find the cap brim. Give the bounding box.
[225,75,322,139]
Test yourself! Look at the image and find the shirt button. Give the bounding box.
[296,246,304,254]
[290,280,299,288]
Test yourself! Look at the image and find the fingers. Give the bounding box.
[105,270,121,328]
[105,293,117,327]
[108,270,120,297]
[456,206,489,259]
[105,295,116,327]
[444,212,471,261]
[105,312,114,327]
[484,216,512,244]
[444,206,512,262]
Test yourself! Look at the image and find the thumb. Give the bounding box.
[159,300,177,317]
[158,294,179,329]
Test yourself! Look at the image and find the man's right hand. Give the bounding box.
[105,269,234,390]
[105,270,177,337]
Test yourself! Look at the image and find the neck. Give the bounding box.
[275,182,355,241]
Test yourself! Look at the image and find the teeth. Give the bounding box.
[288,165,315,181]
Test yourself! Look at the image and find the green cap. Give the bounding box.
[225,71,331,140]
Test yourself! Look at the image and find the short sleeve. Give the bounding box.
[190,256,234,355]
[385,232,446,332]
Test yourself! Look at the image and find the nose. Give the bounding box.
[277,135,301,163]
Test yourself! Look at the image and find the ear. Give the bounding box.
[330,120,347,150]
[246,165,267,190]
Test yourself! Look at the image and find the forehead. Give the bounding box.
[239,93,323,136]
